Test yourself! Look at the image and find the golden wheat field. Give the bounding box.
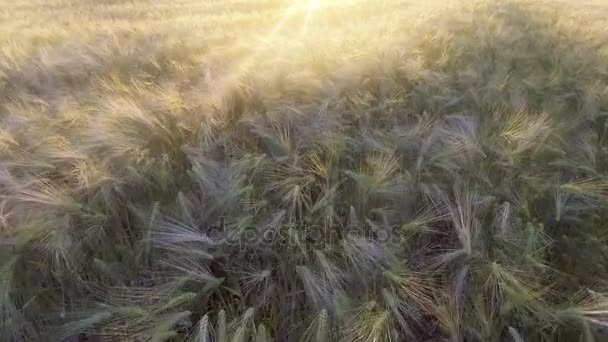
[2,0,608,341]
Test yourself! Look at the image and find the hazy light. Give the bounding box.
[303,0,319,33]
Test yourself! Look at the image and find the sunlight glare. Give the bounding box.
[303,0,319,33]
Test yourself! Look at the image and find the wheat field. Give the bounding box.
[2,0,608,341]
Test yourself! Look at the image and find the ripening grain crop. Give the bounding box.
[2,0,608,341]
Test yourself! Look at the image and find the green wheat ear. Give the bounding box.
[255,323,271,342]
[316,309,328,342]
[193,314,209,342]
[217,309,227,342]
[508,327,524,342]
[230,307,255,342]
[301,308,331,342]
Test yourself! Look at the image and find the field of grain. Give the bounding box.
[2,0,608,341]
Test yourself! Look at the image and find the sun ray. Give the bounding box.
[303,0,319,33]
